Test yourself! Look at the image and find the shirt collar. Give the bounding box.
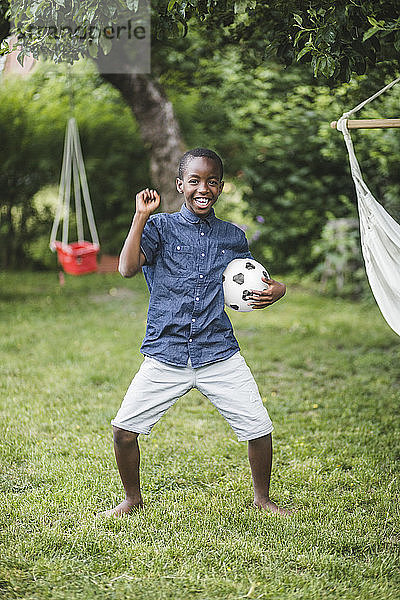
[180,203,216,226]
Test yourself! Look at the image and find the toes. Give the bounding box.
[96,501,143,518]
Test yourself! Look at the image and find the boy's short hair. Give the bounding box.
[178,148,224,180]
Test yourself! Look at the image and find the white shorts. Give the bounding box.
[111,352,273,442]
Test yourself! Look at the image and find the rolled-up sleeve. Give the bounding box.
[140,217,161,265]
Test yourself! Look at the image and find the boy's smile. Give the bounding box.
[176,157,224,218]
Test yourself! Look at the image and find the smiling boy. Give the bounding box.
[100,148,289,517]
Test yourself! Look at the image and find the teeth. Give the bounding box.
[195,198,209,206]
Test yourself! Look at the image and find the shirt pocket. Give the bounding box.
[162,243,194,278]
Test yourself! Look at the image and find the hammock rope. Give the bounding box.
[336,77,400,336]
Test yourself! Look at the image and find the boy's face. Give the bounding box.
[176,157,224,218]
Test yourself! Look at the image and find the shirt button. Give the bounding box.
[200,232,205,236]
[222,249,225,254]
[192,318,196,322]
[195,297,199,301]
[176,245,181,250]
[201,253,205,257]
[199,274,204,279]
[189,338,193,342]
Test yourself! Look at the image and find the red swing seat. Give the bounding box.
[53,241,100,275]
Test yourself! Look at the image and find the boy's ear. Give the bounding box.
[176,177,184,194]
[218,180,224,195]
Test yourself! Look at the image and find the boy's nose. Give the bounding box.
[198,182,210,194]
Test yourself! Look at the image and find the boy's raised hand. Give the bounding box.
[249,277,286,309]
[136,188,161,217]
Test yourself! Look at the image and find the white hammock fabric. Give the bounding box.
[336,77,400,336]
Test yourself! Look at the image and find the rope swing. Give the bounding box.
[50,117,100,275]
[331,77,400,336]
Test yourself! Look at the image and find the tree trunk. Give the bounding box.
[1,201,13,269]
[100,71,184,213]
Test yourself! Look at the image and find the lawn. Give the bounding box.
[0,271,399,600]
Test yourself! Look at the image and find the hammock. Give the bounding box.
[333,78,400,337]
[50,118,100,275]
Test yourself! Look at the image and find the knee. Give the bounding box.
[112,426,139,447]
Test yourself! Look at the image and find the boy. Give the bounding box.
[101,148,289,517]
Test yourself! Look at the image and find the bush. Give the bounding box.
[311,218,366,297]
[0,60,149,269]
[164,51,400,273]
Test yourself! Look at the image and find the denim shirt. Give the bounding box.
[140,204,252,368]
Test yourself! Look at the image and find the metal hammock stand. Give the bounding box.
[50,117,100,275]
[331,77,400,336]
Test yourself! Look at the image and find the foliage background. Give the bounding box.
[160,43,400,272]
[1,54,399,280]
[0,60,149,269]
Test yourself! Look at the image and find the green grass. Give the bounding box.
[0,271,399,600]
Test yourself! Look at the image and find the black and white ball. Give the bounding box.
[223,258,270,312]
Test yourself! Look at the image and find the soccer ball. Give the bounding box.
[223,258,270,312]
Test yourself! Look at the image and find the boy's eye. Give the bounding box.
[187,179,219,186]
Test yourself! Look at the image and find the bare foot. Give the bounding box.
[253,498,293,516]
[96,498,143,518]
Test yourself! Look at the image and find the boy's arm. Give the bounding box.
[119,189,161,278]
[249,277,286,309]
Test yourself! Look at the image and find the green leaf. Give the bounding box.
[126,0,139,9]
[16,50,26,67]
[296,45,313,61]
[100,36,112,55]
[167,0,178,11]
[367,16,385,28]
[322,27,336,44]
[294,30,306,46]
[363,26,380,42]
[88,42,98,58]
[234,1,250,15]
[311,54,321,76]
[293,13,302,26]
[0,41,10,56]
[319,55,335,78]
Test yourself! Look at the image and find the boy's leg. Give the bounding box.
[248,434,291,515]
[97,427,143,517]
[195,353,291,515]
[99,357,194,516]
